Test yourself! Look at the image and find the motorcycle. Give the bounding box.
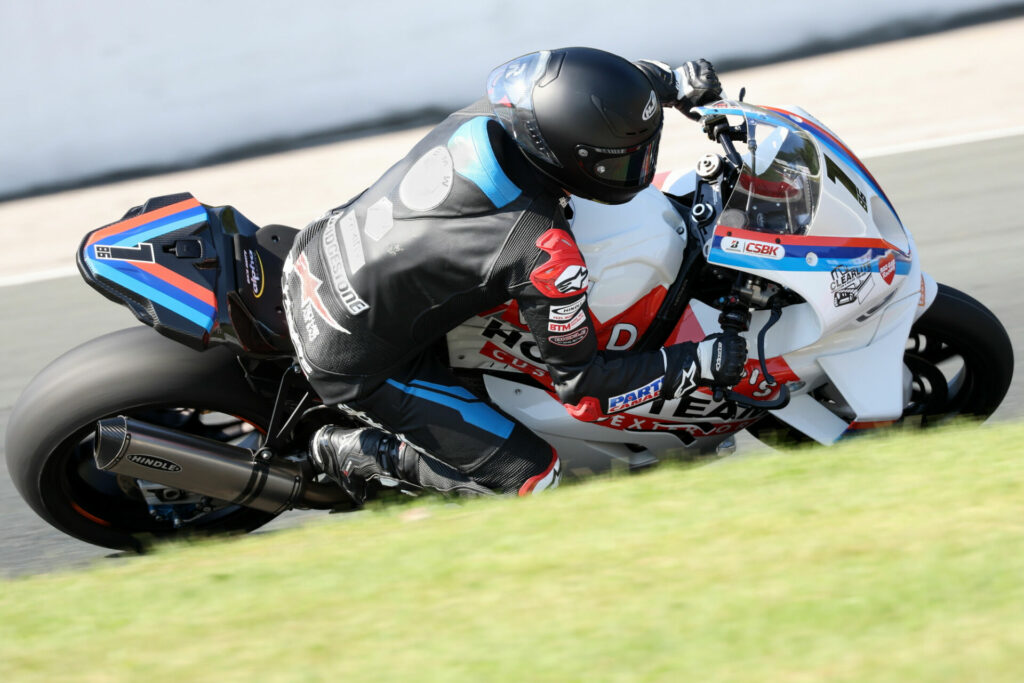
[5,98,1013,550]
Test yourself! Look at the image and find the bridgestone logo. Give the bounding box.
[322,225,370,315]
[127,454,182,472]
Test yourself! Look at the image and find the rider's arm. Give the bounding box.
[506,224,715,420]
[634,59,722,119]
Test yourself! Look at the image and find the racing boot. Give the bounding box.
[309,425,406,505]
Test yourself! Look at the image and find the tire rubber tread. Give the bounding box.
[4,327,276,549]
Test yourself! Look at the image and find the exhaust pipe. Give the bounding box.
[93,416,346,513]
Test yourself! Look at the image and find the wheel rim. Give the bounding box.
[902,328,981,425]
[46,406,266,534]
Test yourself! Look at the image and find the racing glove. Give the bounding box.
[635,58,722,120]
[696,333,747,388]
[659,331,747,401]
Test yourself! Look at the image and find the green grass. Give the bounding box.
[3,422,1024,682]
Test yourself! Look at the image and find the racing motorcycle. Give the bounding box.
[5,98,1013,550]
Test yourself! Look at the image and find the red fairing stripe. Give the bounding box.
[529,229,589,299]
[716,225,901,252]
[518,449,560,496]
[85,197,201,247]
[593,285,666,349]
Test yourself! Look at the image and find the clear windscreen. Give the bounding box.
[705,102,823,235]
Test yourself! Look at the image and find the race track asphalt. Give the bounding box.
[1,134,1022,578]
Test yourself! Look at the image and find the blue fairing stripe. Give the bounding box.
[710,235,912,275]
[88,245,218,315]
[448,117,522,208]
[108,206,208,247]
[386,379,514,438]
[88,259,216,330]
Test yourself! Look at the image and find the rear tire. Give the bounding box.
[5,327,278,550]
[749,283,1013,445]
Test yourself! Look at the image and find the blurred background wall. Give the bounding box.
[1,0,1019,199]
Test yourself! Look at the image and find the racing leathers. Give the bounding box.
[283,99,720,498]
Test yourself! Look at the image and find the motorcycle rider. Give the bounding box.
[282,47,748,504]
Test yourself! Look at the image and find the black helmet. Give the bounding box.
[487,47,662,205]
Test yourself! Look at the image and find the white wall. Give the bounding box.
[0,0,1014,197]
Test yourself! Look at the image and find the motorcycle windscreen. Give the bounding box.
[704,102,915,337]
[718,118,822,236]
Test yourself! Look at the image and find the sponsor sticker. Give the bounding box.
[549,326,589,347]
[549,296,585,322]
[479,341,554,389]
[294,252,350,338]
[830,261,873,307]
[879,251,896,285]
[242,248,265,298]
[327,211,366,274]
[127,454,182,472]
[554,265,589,294]
[321,227,370,315]
[608,376,664,413]
[642,90,657,121]
[548,309,586,333]
[722,237,785,260]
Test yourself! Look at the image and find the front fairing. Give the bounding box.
[696,101,916,340]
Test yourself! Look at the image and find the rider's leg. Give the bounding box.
[309,350,560,502]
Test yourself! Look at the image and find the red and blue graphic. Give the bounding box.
[762,106,901,221]
[695,102,901,222]
[710,227,912,277]
[82,197,216,331]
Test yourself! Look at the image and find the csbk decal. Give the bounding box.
[879,251,896,285]
[608,376,664,413]
[548,309,586,333]
[530,229,590,298]
[722,236,785,260]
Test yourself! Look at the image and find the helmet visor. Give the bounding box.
[487,51,561,167]
[575,133,660,188]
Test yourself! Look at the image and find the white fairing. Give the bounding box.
[567,188,686,324]
[446,100,939,474]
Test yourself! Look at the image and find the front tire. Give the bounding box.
[901,283,1013,422]
[5,327,279,550]
[749,283,1013,444]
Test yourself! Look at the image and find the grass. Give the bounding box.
[2,422,1023,682]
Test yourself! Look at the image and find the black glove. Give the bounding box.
[677,59,722,118]
[635,58,722,120]
[696,332,747,388]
